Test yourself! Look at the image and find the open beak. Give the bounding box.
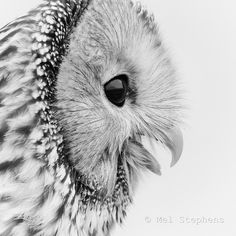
[140,126,183,175]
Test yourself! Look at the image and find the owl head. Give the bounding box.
[56,0,183,199]
[0,0,184,234]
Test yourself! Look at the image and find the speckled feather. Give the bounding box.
[0,0,182,235]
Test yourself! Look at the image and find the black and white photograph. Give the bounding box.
[0,0,235,235]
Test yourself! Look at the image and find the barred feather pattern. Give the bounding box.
[0,0,182,235]
[0,0,122,235]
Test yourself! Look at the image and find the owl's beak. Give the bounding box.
[162,126,183,167]
[140,126,183,173]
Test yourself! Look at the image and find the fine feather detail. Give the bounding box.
[0,0,183,235]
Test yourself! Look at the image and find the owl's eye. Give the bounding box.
[104,74,128,107]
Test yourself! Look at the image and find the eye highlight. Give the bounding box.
[104,74,129,107]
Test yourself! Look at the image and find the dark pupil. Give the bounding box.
[104,74,128,107]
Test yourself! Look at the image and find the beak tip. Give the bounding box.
[170,158,179,168]
[166,127,184,168]
[155,169,162,176]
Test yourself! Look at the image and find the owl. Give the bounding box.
[0,0,183,235]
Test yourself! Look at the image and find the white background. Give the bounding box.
[0,0,236,235]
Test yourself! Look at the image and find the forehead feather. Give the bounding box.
[70,0,160,63]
